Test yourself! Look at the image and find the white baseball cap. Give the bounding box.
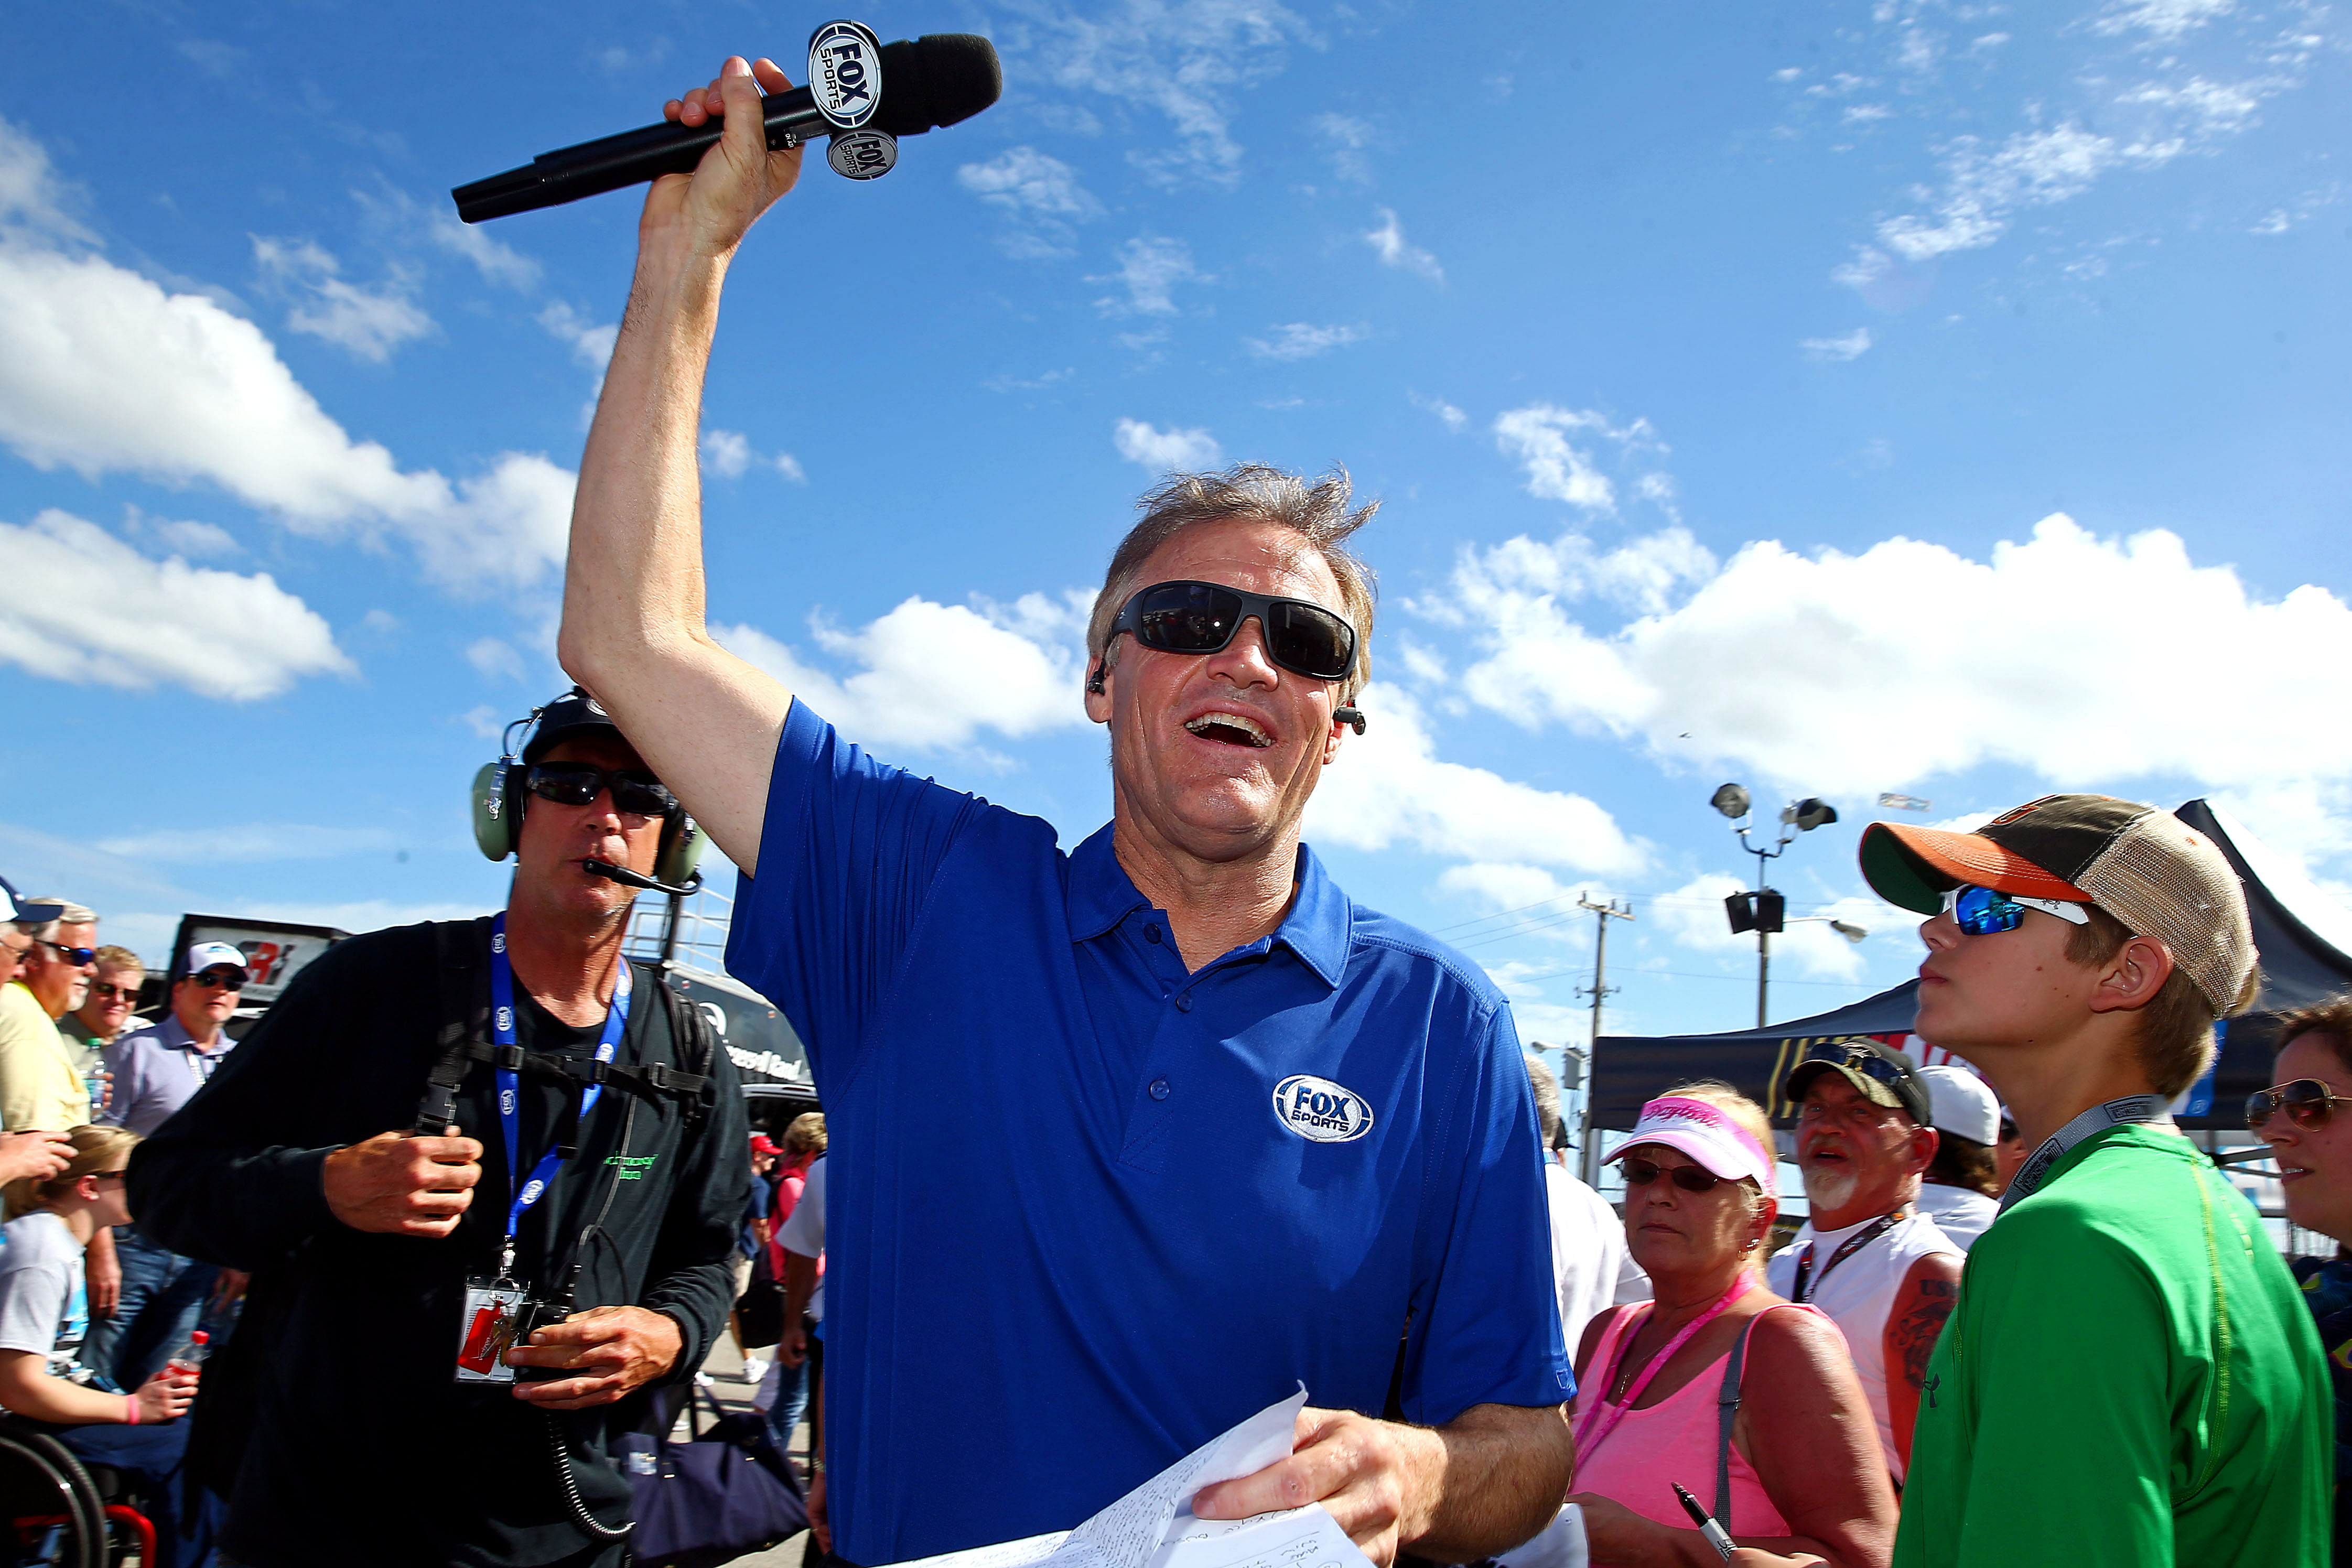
[183,942,250,976]
[1918,1065,2000,1145]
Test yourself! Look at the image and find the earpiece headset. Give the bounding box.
[470,688,706,893]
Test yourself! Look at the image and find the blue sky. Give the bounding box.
[3,0,2348,1066]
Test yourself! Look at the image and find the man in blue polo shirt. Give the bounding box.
[556,55,1573,1568]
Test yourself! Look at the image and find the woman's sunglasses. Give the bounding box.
[1940,883,2091,937]
[1620,1158,1729,1194]
[2247,1078,2352,1132]
[523,763,677,818]
[1107,580,1357,682]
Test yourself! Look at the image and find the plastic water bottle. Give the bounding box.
[166,1329,210,1377]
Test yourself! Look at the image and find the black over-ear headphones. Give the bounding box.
[470,688,706,891]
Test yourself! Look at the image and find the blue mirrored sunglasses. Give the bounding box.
[1940,883,2090,936]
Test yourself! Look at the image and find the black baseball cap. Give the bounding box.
[521,687,629,765]
[1784,1037,1931,1126]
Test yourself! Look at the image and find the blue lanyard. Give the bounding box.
[489,913,630,1273]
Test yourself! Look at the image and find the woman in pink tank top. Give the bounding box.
[1567,1086,1896,1568]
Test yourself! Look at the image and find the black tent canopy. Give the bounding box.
[1588,799,2352,1133]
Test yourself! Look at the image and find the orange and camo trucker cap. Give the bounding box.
[1859,794,2257,1017]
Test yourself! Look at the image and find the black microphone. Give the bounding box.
[452,29,1001,223]
[583,859,703,898]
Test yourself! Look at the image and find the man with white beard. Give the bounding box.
[1764,1039,1965,1483]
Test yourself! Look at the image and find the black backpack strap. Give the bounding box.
[412,916,494,1135]
[1715,1314,1760,1528]
[654,972,719,1129]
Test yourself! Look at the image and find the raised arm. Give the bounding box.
[557,55,806,875]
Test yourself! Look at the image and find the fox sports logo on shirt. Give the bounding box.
[1272,1075,1375,1143]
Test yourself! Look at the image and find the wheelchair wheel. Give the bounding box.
[0,1425,103,1568]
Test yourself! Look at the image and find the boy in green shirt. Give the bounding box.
[1861,794,2328,1568]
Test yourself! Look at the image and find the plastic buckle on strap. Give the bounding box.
[580,1060,612,1085]
[492,1044,527,1072]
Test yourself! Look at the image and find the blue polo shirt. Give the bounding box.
[728,701,1570,1564]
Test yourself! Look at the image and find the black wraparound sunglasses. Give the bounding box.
[1107,580,1357,682]
[523,763,677,818]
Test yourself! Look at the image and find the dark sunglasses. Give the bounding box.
[90,982,141,1003]
[37,941,95,967]
[2248,1078,2352,1132]
[187,969,247,992]
[523,763,677,818]
[1108,580,1357,682]
[1620,1158,1727,1194]
[1940,883,2091,937]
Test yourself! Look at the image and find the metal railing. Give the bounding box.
[623,881,736,981]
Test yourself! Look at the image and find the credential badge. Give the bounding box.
[1272,1074,1375,1143]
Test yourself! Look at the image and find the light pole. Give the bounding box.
[1573,895,1634,1185]
[1710,785,1843,1027]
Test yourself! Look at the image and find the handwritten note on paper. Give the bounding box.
[876,1388,1374,1568]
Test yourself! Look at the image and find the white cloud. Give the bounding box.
[715,590,1092,751]
[0,115,94,244]
[1245,322,1365,361]
[774,453,806,484]
[0,509,350,700]
[1094,236,1201,316]
[701,429,751,479]
[1018,0,1314,185]
[1313,113,1374,185]
[1802,328,1874,362]
[251,236,434,362]
[957,147,1103,257]
[1364,208,1442,281]
[1438,862,1574,914]
[1438,514,2352,825]
[95,823,396,863]
[466,636,526,683]
[2094,0,2234,41]
[537,301,617,370]
[0,127,575,594]
[1305,685,1645,878]
[1491,405,1666,515]
[135,514,240,557]
[420,203,541,290]
[1114,418,1221,471]
[1412,393,1469,431]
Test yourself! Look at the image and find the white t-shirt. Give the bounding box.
[1543,1162,1650,1350]
[1764,1207,1960,1480]
[0,1211,86,1373]
[776,1155,826,1323]
[1914,1182,1999,1251]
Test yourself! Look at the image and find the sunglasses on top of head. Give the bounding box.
[2247,1078,2352,1133]
[1619,1158,1731,1194]
[522,763,677,818]
[1106,581,1357,683]
[1939,883,2091,937]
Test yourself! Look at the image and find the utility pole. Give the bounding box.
[1574,894,1635,1185]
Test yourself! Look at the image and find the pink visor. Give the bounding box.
[1607,1096,1777,1188]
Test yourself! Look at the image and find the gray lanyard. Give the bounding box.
[2002,1095,2173,1210]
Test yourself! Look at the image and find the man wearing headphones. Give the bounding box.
[130,691,748,1568]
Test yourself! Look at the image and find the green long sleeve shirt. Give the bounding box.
[1894,1123,2329,1568]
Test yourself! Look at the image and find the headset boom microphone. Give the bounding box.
[451,26,1001,223]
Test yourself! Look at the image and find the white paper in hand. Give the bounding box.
[877,1387,1372,1568]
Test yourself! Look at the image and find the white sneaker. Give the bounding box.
[740,1356,770,1383]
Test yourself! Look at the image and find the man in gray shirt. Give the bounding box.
[84,942,247,1385]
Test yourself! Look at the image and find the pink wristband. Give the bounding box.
[124,1392,139,1425]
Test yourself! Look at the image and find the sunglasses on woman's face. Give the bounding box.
[1620,1158,1727,1194]
[1107,580,1358,682]
[2248,1078,2352,1132]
